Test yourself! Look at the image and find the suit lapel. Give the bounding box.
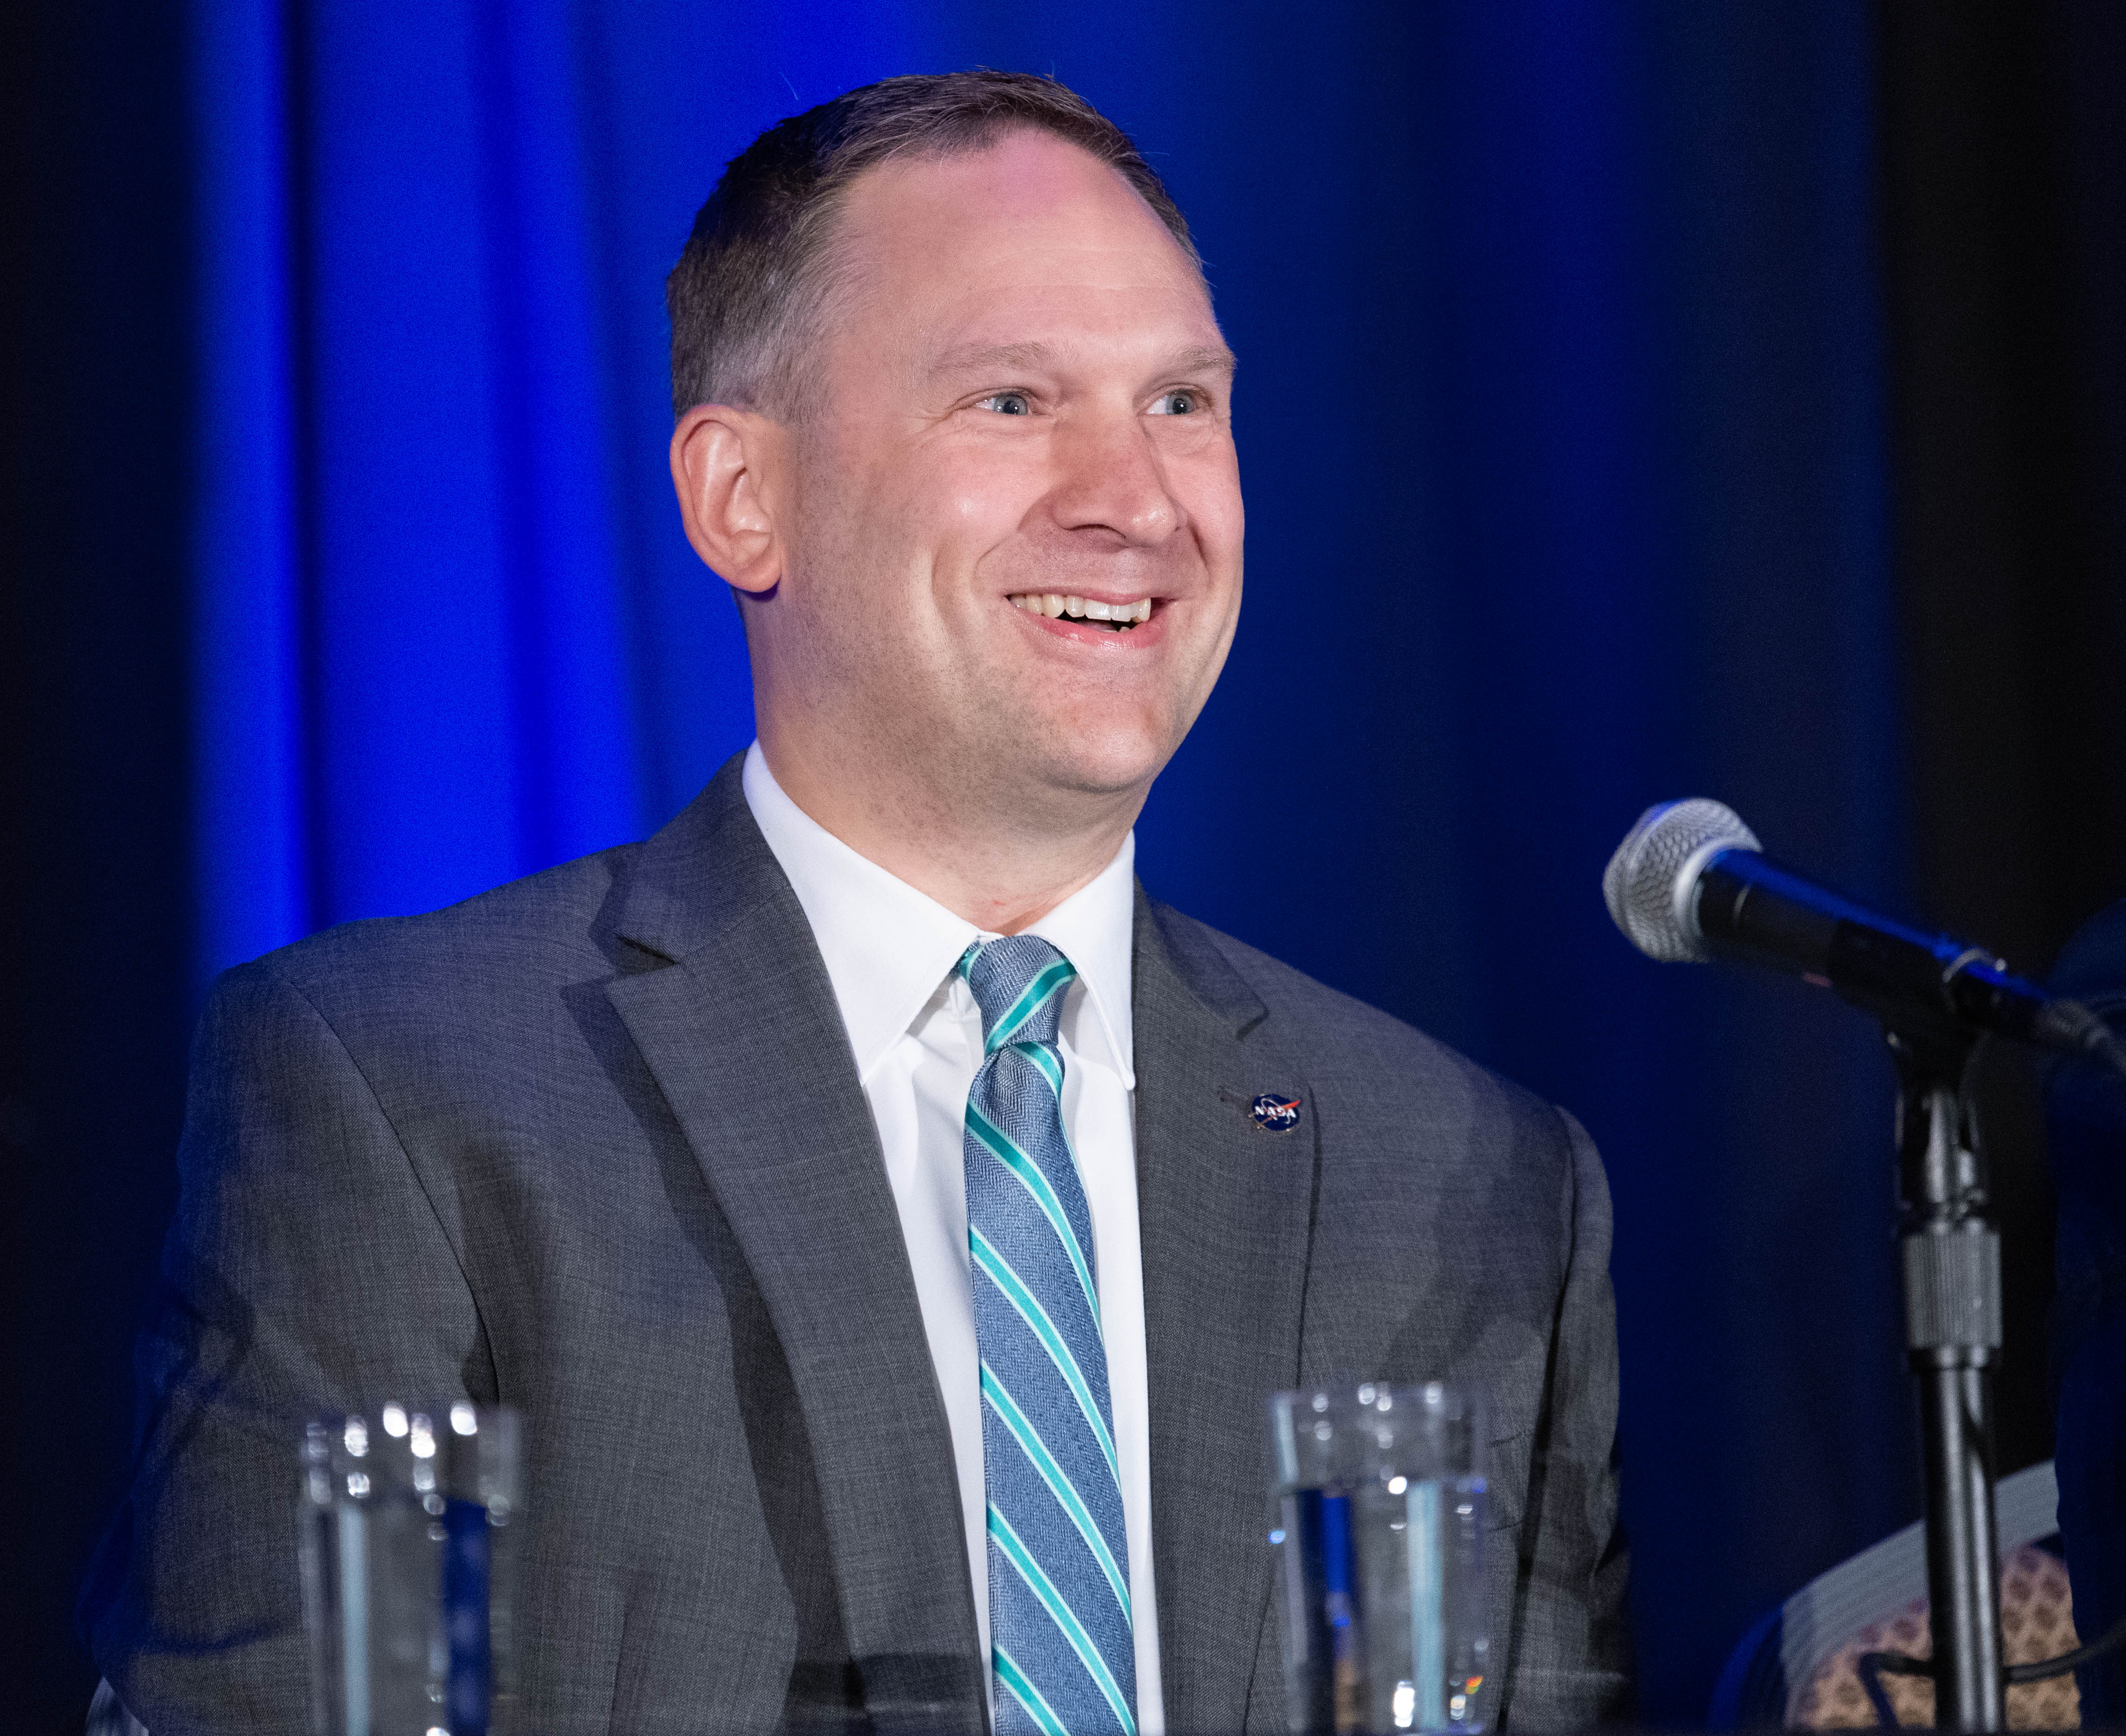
[601,761,981,1719]
[1133,893,1318,1734]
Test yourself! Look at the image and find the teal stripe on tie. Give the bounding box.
[990,1503,1139,1736]
[965,1104,1101,1330]
[994,1644,1071,1736]
[983,959,1076,1054]
[970,1226,1119,1481]
[1013,1038,1065,1097]
[982,1366,1131,1619]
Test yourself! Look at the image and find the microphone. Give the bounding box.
[1604,797,2126,1072]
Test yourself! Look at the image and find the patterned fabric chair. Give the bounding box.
[1711,1460,2080,1729]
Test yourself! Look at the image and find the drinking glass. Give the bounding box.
[299,1402,522,1736]
[1270,1383,1489,1735]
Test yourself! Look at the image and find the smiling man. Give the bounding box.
[88,73,1630,1736]
[669,102,1241,940]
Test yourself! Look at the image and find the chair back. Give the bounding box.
[1711,1460,2081,1729]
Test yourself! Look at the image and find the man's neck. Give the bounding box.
[756,741,1140,935]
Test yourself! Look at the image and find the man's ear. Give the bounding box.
[669,403,788,594]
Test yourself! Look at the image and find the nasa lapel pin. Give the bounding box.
[1247,1093,1303,1135]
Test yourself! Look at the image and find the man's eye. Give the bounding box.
[976,392,1031,416]
[1148,390,1199,416]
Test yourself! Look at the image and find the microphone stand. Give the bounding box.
[1885,1024,2003,1732]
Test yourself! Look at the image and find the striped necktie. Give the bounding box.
[960,935,1137,1736]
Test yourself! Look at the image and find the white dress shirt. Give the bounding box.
[741,743,1165,1734]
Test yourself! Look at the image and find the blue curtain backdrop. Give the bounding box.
[181,0,1903,1719]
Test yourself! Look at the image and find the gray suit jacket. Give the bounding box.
[85,758,1630,1733]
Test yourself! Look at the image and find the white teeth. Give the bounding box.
[1007,593,1154,624]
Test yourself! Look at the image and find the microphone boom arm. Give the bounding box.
[1692,850,2126,1070]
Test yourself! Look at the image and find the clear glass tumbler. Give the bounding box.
[1270,1383,1489,1736]
[299,1402,522,1736]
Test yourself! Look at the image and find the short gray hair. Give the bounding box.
[665,71,1202,420]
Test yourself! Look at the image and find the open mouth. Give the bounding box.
[1006,593,1154,632]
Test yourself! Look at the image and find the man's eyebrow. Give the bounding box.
[928,341,1056,378]
[1166,344,1239,378]
[925,340,1239,379]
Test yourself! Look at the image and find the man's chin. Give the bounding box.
[1019,737,1175,808]
[945,697,1186,817]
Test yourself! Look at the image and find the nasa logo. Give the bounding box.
[1248,1093,1302,1135]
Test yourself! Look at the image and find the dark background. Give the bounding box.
[6,2,2126,1729]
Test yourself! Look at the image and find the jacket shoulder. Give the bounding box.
[234,841,643,1012]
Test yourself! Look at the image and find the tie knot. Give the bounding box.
[959,934,1076,1051]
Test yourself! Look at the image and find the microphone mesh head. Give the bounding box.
[1603,798,1761,963]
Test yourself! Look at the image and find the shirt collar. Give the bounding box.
[1025,832,1136,1090]
[741,741,1136,1088]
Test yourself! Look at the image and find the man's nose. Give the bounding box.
[1046,405,1184,547]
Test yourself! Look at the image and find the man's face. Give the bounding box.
[763,129,1243,822]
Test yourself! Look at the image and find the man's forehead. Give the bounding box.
[826,132,1223,388]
